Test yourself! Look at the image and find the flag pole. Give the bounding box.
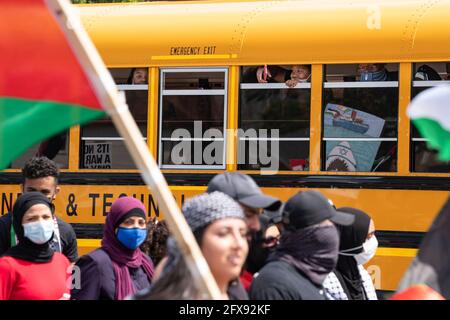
[49,0,222,299]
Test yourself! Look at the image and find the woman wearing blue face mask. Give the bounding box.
[71,197,154,300]
[323,207,378,300]
[0,192,71,300]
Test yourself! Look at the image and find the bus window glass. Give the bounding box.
[239,65,311,171]
[163,71,225,90]
[80,68,148,169]
[411,62,450,172]
[323,63,399,172]
[159,68,227,169]
[10,131,69,169]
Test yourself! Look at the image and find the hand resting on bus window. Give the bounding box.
[255,65,289,84]
[256,65,311,87]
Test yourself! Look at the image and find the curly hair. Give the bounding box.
[140,218,170,265]
[22,157,59,183]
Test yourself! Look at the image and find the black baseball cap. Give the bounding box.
[282,190,354,229]
[206,173,281,211]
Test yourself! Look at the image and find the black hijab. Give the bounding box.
[3,192,55,263]
[334,207,371,300]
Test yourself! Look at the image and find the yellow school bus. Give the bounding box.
[1,0,450,293]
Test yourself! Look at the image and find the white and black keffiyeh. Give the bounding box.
[323,265,377,300]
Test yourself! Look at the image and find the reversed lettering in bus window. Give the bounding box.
[80,68,149,169]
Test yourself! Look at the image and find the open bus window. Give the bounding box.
[411,62,450,173]
[9,131,69,169]
[159,68,227,169]
[80,68,148,169]
[322,63,399,172]
[238,65,311,171]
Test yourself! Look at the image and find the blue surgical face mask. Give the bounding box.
[116,227,147,250]
[23,219,54,245]
[360,69,388,81]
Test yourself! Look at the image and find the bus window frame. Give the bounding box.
[238,71,312,172]
[158,67,228,170]
[322,64,400,173]
[410,65,450,173]
[79,82,149,170]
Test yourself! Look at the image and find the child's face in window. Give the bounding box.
[291,65,310,81]
[132,68,148,84]
[358,63,385,74]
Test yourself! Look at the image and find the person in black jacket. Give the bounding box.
[250,190,354,300]
[0,157,78,263]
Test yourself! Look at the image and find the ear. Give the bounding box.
[53,186,61,201]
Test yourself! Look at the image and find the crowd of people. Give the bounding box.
[0,156,445,300]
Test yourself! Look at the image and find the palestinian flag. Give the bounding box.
[407,85,450,161]
[0,0,106,169]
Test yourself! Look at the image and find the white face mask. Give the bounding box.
[339,236,378,265]
[23,219,54,245]
[354,236,378,265]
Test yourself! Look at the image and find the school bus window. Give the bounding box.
[411,62,450,173]
[322,63,399,172]
[9,131,69,169]
[239,65,311,171]
[80,68,149,169]
[159,68,227,169]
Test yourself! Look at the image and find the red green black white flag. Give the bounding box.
[0,0,106,169]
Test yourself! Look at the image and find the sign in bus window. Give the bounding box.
[80,68,149,169]
[322,64,399,172]
[411,62,450,173]
[159,68,227,169]
[239,65,311,171]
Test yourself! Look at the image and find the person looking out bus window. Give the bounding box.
[255,65,311,86]
[0,192,71,300]
[323,207,378,300]
[250,190,354,300]
[0,157,78,263]
[285,65,311,87]
[358,63,397,81]
[71,197,154,300]
[127,68,148,84]
[135,192,249,300]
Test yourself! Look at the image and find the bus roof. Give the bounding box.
[79,0,450,67]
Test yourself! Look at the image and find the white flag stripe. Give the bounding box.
[407,85,450,131]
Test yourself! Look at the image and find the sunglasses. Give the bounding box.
[263,235,280,246]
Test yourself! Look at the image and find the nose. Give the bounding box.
[231,230,246,251]
[246,215,261,233]
[131,221,144,228]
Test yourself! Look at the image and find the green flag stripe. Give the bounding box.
[412,118,450,161]
[0,97,105,169]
